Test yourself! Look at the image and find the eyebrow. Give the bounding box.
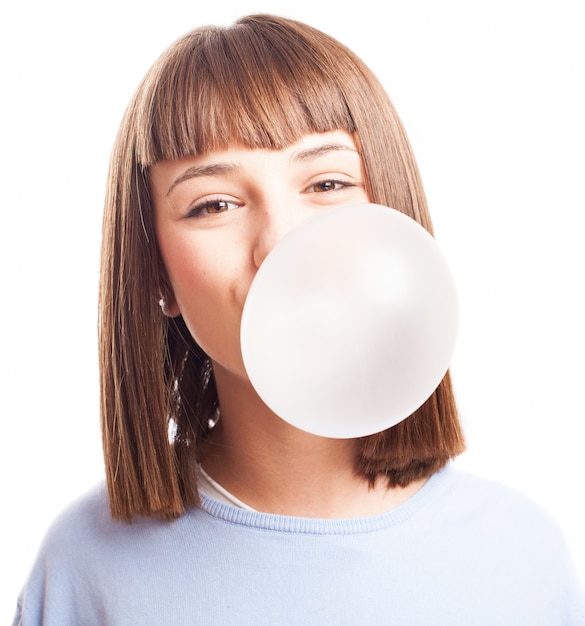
[290,143,359,163]
[166,163,240,197]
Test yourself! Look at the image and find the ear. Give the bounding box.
[159,295,181,318]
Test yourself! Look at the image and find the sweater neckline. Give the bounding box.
[197,465,452,535]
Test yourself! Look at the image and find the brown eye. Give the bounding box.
[205,201,232,214]
[187,199,239,218]
[309,179,357,194]
[312,180,341,193]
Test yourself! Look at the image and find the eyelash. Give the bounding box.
[185,179,359,218]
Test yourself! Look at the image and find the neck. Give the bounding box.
[201,363,424,518]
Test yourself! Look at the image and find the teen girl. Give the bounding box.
[14,14,584,625]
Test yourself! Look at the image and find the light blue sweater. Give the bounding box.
[13,466,585,625]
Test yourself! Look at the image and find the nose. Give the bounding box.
[252,203,315,268]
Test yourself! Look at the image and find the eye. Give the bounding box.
[186,198,240,218]
[307,179,356,193]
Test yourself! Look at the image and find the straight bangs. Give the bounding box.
[134,18,358,167]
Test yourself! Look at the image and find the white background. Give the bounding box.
[1,0,583,621]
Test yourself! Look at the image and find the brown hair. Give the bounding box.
[99,13,465,521]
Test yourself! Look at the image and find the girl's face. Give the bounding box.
[151,131,369,380]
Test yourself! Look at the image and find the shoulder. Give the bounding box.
[43,481,112,537]
[21,483,131,585]
[14,483,114,624]
[415,465,582,579]
[14,483,203,625]
[411,466,585,622]
[437,466,568,542]
[36,481,198,567]
[440,468,583,588]
[37,483,130,558]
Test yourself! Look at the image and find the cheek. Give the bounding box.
[162,235,243,302]
[162,237,229,316]
[159,233,251,369]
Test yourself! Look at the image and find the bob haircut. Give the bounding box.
[99,13,465,521]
